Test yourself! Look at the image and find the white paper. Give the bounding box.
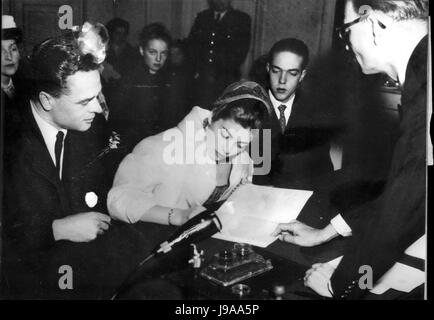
[404,234,426,260]
[370,262,425,295]
[213,184,313,247]
[326,236,426,295]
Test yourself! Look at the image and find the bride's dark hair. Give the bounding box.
[211,98,267,130]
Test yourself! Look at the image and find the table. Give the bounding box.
[2,175,424,300]
[111,222,423,300]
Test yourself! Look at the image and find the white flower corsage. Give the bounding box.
[85,191,98,208]
[108,131,121,149]
[71,22,108,64]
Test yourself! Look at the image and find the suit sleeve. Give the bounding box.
[329,133,426,299]
[3,154,57,251]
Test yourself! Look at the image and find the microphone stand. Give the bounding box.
[110,252,156,300]
[111,210,222,299]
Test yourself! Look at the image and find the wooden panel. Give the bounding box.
[23,4,62,54]
[253,0,336,59]
[11,0,84,55]
[113,0,147,46]
[1,0,11,14]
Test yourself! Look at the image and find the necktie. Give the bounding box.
[55,131,64,179]
[278,105,287,134]
[215,12,221,22]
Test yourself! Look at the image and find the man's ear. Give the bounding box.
[299,69,307,83]
[266,62,270,74]
[38,91,55,111]
[139,46,144,56]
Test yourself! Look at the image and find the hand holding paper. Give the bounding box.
[271,220,338,247]
[213,184,313,247]
[271,221,339,247]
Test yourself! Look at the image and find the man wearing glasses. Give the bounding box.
[272,0,429,299]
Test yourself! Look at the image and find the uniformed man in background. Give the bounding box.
[188,0,251,108]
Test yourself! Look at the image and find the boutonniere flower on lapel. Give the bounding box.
[79,132,123,175]
[108,131,121,150]
[96,131,122,159]
[85,191,98,208]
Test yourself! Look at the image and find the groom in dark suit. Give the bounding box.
[1,26,156,299]
[253,38,334,190]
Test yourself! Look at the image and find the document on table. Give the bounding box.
[213,184,313,247]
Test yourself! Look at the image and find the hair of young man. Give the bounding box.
[268,38,310,70]
[106,18,130,36]
[29,33,100,100]
[139,22,172,49]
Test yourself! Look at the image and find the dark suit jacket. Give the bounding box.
[253,93,334,190]
[2,100,111,255]
[330,36,428,299]
[188,7,251,80]
[1,100,127,298]
[1,76,28,140]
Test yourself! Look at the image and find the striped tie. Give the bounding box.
[278,105,287,134]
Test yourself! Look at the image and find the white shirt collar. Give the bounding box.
[30,101,67,178]
[269,90,295,126]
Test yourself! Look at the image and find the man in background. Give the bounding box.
[103,18,139,82]
[253,38,334,190]
[273,0,429,299]
[188,0,251,108]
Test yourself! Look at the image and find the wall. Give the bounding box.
[2,0,406,191]
[1,0,10,13]
[5,0,337,76]
[253,0,336,59]
[83,0,336,76]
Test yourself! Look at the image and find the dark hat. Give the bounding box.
[2,15,23,42]
[212,80,273,116]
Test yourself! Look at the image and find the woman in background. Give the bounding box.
[109,22,171,151]
[1,15,24,139]
[108,81,272,226]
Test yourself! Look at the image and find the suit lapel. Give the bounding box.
[286,94,302,131]
[20,102,61,188]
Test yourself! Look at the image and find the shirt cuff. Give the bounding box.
[330,214,352,237]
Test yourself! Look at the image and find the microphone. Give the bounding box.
[152,209,222,255]
[111,208,222,299]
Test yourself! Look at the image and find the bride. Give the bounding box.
[108,80,272,226]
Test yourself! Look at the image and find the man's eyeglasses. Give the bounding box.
[336,16,386,48]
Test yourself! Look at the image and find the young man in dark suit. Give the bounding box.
[273,0,429,299]
[188,0,251,107]
[1,24,155,299]
[252,38,334,190]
